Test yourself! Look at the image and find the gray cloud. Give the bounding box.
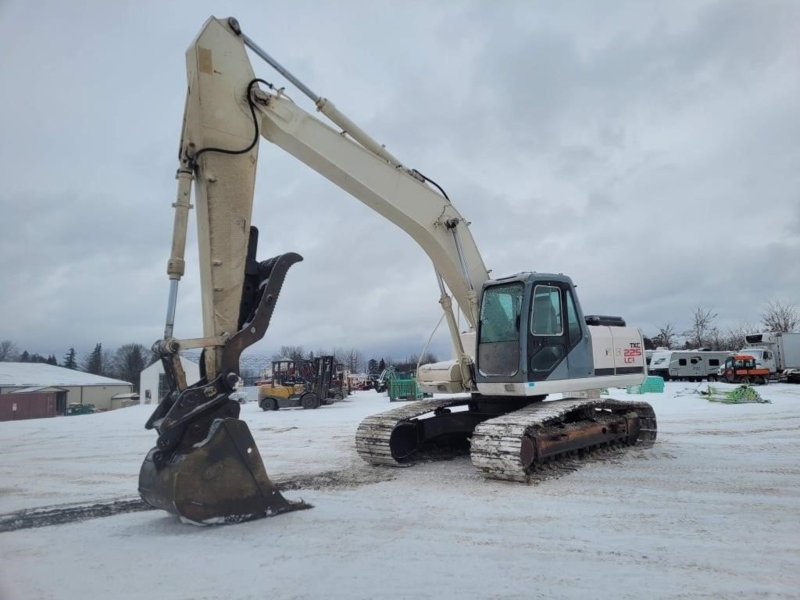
[1,0,799,362]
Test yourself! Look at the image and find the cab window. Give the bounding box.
[479,283,524,343]
[530,285,563,336]
[565,290,581,346]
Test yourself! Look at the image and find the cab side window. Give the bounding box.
[530,285,563,336]
[565,290,581,346]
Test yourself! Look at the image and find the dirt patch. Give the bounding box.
[0,465,395,533]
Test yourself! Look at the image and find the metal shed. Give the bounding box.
[0,386,67,421]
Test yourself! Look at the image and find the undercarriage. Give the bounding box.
[356,395,657,481]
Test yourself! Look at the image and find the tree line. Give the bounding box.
[272,345,438,374]
[0,340,153,392]
[648,298,798,351]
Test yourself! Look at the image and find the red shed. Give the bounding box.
[0,387,66,422]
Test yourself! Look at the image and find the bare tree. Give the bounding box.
[761,298,799,333]
[684,307,718,348]
[706,327,724,351]
[725,320,759,350]
[111,343,152,392]
[341,347,365,373]
[273,346,307,362]
[102,349,116,376]
[393,352,438,371]
[0,340,19,362]
[421,352,438,365]
[652,322,677,349]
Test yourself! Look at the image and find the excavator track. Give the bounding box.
[471,398,657,482]
[356,398,472,466]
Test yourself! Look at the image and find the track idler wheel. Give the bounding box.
[138,418,306,524]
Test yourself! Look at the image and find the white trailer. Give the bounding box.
[742,333,800,382]
[648,349,731,381]
[645,349,655,366]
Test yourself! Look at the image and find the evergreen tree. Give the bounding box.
[368,358,378,374]
[63,348,78,370]
[48,355,58,366]
[20,350,30,362]
[378,358,386,371]
[82,343,105,375]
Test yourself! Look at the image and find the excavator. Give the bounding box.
[138,16,657,524]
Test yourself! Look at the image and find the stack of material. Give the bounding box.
[702,385,770,404]
[626,376,665,395]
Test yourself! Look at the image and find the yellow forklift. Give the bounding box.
[258,356,340,410]
[258,359,320,410]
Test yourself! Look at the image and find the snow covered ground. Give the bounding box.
[1,383,799,599]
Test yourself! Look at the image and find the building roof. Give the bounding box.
[0,363,132,388]
[111,392,140,399]
[9,386,68,394]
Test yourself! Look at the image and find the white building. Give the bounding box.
[0,363,133,412]
[138,356,200,404]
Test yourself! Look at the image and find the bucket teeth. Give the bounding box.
[139,418,308,524]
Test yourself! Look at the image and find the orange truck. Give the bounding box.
[722,354,770,385]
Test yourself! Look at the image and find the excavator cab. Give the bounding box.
[474,272,646,396]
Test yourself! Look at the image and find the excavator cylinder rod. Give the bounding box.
[241,32,320,103]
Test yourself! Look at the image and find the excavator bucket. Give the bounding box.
[139,418,307,524]
[140,249,308,524]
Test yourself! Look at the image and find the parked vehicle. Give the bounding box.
[258,359,322,410]
[373,367,395,393]
[648,349,732,381]
[742,332,800,382]
[722,354,770,385]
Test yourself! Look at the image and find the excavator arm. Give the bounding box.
[178,17,489,386]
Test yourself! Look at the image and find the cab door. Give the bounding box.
[526,283,570,381]
[724,357,735,382]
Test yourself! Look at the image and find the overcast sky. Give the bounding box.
[1,0,798,363]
